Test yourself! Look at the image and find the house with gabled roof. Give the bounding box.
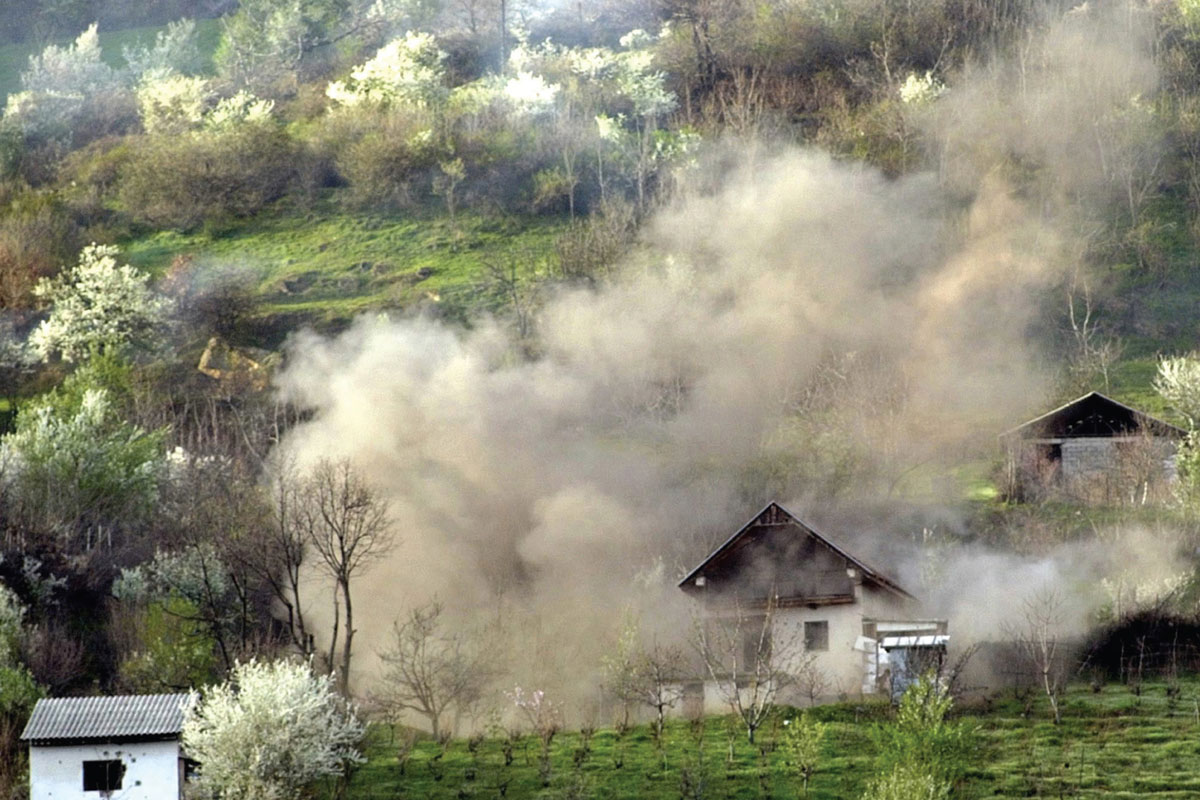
[679,502,946,709]
[21,693,192,800]
[1000,391,1185,503]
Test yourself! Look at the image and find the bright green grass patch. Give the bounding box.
[121,208,569,332]
[0,18,221,104]
[333,678,1200,800]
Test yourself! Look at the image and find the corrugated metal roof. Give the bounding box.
[21,694,192,742]
[880,635,950,649]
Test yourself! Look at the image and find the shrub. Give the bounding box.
[119,125,300,229]
[0,190,79,309]
[183,658,365,800]
[332,109,439,210]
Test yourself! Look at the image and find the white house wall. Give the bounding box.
[29,740,181,800]
[773,604,866,700]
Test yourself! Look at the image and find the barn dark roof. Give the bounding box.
[1000,391,1185,441]
[21,694,191,744]
[678,501,913,600]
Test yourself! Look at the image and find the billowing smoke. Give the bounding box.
[270,4,1187,704]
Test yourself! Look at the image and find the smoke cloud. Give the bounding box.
[270,3,1187,705]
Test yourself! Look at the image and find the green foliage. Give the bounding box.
[121,18,203,79]
[0,665,42,716]
[215,0,379,91]
[118,594,219,692]
[1,378,165,544]
[0,585,25,668]
[0,187,78,309]
[782,711,826,795]
[870,674,972,793]
[119,124,300,229]
[324,676,1200,799]
[329,109,439,210]
[862,763,950,800]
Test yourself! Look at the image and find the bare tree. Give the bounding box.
[693,593,800,743]
[1005,589,1068,725]
[603,620,687,741]
[232,456,316,660]
[299,458,394,694]
[375,600,493,738]
[1065,279,1123,394]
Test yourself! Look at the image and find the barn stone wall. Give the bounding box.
[1061,437,1117,480]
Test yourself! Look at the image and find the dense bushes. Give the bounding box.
[0,191,78,310]
[119,126,301,230]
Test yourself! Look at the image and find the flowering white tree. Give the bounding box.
[0,387,165,546]
[136,71,215,135]
[326,32,448,109]
[182,658,365,800]
[29,244,171,363]
[3,23,127,137]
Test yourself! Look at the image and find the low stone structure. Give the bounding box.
[1000,391,1185,504]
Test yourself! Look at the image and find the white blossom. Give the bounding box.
[3,23,125,136]
[899,71,946,105]
[136,70,214,134]
[183,659,365,800]
[503,71,560,116]
[204,90,274,131]
[30,244,171,363]
[326,32,447,109]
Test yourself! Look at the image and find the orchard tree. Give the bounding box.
[183,658,365,800]
[122,18,203,80]
[376,600,493,738]
[29,244,171,364]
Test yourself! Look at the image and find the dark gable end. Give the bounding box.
[21,694,192,746]
[1000,391,1186,441]
[678,502,913,603]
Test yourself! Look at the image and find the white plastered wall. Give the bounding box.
[28,739,181,800]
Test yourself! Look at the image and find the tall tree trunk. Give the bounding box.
[340,576,354,694]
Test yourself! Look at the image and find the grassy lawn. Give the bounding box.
[120,207,570,335]
[332,678,1200,799]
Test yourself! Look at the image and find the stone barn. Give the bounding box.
[21,693,192,800]
[679,502,946,711]
[1000,391,1185,504]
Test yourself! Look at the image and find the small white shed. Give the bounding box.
[20,693,191,800]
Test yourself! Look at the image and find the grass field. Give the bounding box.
[119,206,570,337]
[334,678,1200,799]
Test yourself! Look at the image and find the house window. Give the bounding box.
[804,621,829,652]
[83,759,125,792]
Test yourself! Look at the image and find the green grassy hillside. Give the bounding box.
[337,679,1200,799]
[121,206,569,338]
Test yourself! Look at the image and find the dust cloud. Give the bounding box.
[270,2,1187,707]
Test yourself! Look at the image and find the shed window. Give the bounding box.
[83,759,125,792]
[804,621,829,652]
